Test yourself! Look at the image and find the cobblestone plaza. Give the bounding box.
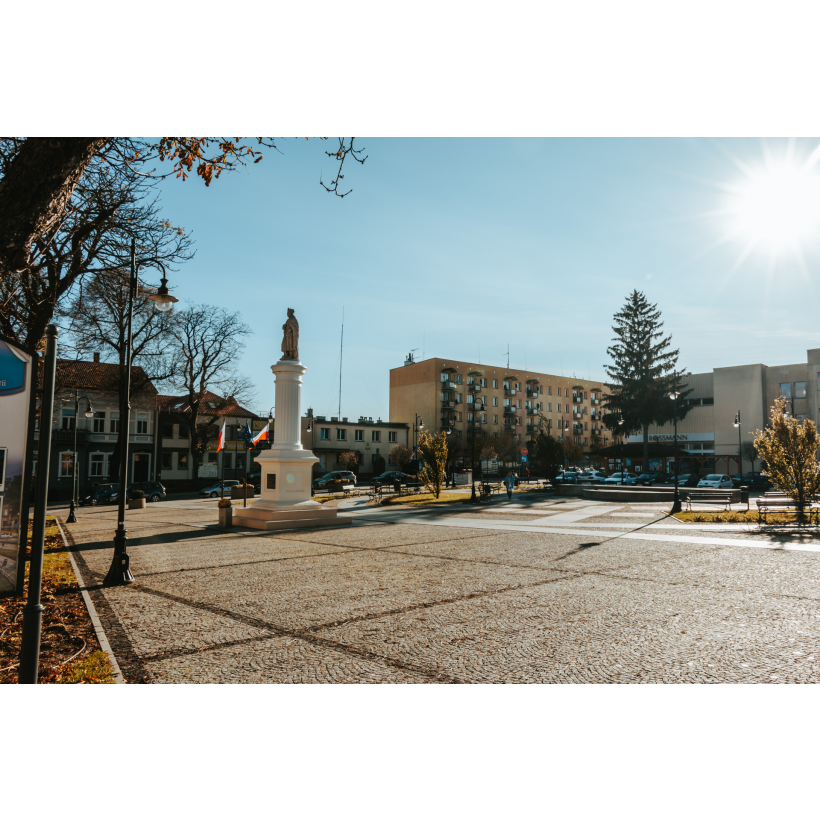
[64,496,820,683]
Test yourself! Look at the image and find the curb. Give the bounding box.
[54,517,126,684]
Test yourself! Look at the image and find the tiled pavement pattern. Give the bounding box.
[61,496,820,683]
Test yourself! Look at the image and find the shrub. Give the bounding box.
[130,489,145,499]
[217,498,232,509]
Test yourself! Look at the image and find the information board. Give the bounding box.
[0,337,34,596]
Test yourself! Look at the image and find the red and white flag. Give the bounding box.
[216,419,226,452]
[252,423,270,445]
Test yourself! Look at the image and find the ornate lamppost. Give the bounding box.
[66,392,94,523]
[670,388,682,514]
[104,239,178,587]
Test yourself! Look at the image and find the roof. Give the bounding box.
[156,389,259,419]
[52,359,157,394]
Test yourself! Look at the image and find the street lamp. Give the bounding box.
[66,393,94,524]
[669,389,681,514]
[618,416,625,485]
[105,239,178,587]
[413,414,424,457]
[734,411,742,480]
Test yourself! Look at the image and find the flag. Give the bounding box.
[216,419,226,452]
[244,421,253,448]
[252,423,270,445]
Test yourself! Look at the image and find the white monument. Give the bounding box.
[232,309,351,531]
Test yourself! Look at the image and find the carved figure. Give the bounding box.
[281,308,299,359]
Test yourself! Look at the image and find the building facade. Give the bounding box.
[37,358,158,500]
[639,348,820,475]
[302,412,410,475]
[389,356,611,459]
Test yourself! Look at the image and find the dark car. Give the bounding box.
[129,481,167,502]
[369,471,416,487]
[554,472,578,484]
[313,471,357,490]
[199,480,240,499]
[674,473,701,488]
[79,483,119,506]
[633,472,664,485]
[732,473,772,490]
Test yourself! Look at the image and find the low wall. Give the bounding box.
[582,486,742,503]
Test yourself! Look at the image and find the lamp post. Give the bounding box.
[733,411,742,480]
[618,417,625,485]
[413,413,424,457]
[467,415,479,503]
[670,389,681,514]
[66,393,94,524]
[104,238,178,587]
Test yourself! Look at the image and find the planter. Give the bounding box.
[128,498,147,510]
[231,485,255,500]
[218,506,233,528]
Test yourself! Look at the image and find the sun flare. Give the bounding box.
[731,162,820,251]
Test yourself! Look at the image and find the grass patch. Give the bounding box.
[672,510,809,524]
[383,491,472,506]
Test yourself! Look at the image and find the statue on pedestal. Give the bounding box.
[281,308,299,360]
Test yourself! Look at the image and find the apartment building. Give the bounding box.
[389,356,611,457]
[303,412,410,475]
[639,347,820,475]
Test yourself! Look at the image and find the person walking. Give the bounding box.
[503,470,515,501]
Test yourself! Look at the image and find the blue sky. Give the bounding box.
[152,138,820,419]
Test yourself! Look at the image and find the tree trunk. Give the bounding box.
[0,138,110,277]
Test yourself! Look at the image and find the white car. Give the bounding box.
[604,472,637,485]
[697,474,734,489]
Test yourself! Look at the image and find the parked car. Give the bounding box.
[675,473,702,488]
[369,471,416,487]
[633,472,662,485]
[577,471,607,484]
[78,483,119,506]
[314,471,358,490]
[697,474,734,489]
[199,480,240,499]
[102,481,168,503]
[604,472,638,485]
[554,472,578,484]
[731,473,772,490]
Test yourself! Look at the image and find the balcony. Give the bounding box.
[442,380,456,390]
[526,407,537,415]
[572,395,583,404]
[503,388,516,397]
[573,411,583,419]
[591,398,601,405]
[52,429,87,444]
[441,398,454,407]
[468,384,481,393]
[503,405,516,415]
[526,423,541,433]
[591,412,601,421]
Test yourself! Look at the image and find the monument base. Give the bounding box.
[232,502,352,531]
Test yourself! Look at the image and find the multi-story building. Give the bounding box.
[302,411,410,476]
[389,356,611,460]
[637,347,820,476]
[156,391,265,486]
[37,356,158,500]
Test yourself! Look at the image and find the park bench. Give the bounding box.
[756,496,820,523]
[340,484,356,497]
[479,483,501,503]
[684,492,733,512]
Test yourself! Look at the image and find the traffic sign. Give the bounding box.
[520,448,528,455]
[521,455,528,463]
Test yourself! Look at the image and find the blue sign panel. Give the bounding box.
[0,340,27,396]
[520,455,528,462]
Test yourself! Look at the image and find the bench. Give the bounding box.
[341,484,356,497]
[756,497,820,523]
[685,492,733,512]
[479,483,501,503]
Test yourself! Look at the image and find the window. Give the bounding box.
[162,423,173,439]
[565,389,569,397]
[320,427,330,440]
[467,412,474,422]
[780,382,792,398]
[515,382,520,390]
[456,412,462,422]
[440,373,448,383]
[89,452,106,477]
[372,431,381,442]
[492,380,498,389]
[388,431,397,443]
[503,398,510,407]
[481,413,487,423]
[493,414,498,424]
[466,394,474,404]
[236,453,245,470]
[480,378,487,387]
[136,413,148,435]
[516,399,521,408]
[466,376,475,385]
[178,423,188,439]
[795,381,806,399]
[455,374,462,384]
[178,452,189,469]
[207,451,217,464]
[61,409,75,431]
[547,386,552,395]
[222,452,233,469]
[161,452,173,470]
[547,403,552,412]
[493,396,498,407]
[59,451,74,478]
[537,402,542,410]
[92,412,106,433]
[355,430,364,442]
[337,428,346,441]
[456,393,462,403]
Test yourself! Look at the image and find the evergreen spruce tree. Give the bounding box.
[603,290,690,468]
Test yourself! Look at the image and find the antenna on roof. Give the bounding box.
[507,344,509,369]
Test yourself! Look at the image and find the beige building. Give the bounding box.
[389,356,611,457]
[640,348,820,475]
[302,413,410,475]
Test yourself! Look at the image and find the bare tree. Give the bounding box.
[389,444,413,473]
[167,303,255,480]
[740,440,759,474]
[0,137,366,337]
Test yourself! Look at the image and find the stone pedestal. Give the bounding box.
[232,357,351,531]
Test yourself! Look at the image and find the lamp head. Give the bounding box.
[418,418,424,430]
[147,277,178,313]
[733,413,740,428]
[669,391,680,401]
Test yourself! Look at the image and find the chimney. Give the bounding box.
[93,352,100,363]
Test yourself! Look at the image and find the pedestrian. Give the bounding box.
[523,467,530,483]
[503,470,515,501]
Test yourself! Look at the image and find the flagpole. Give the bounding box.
[244,436,249,507]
